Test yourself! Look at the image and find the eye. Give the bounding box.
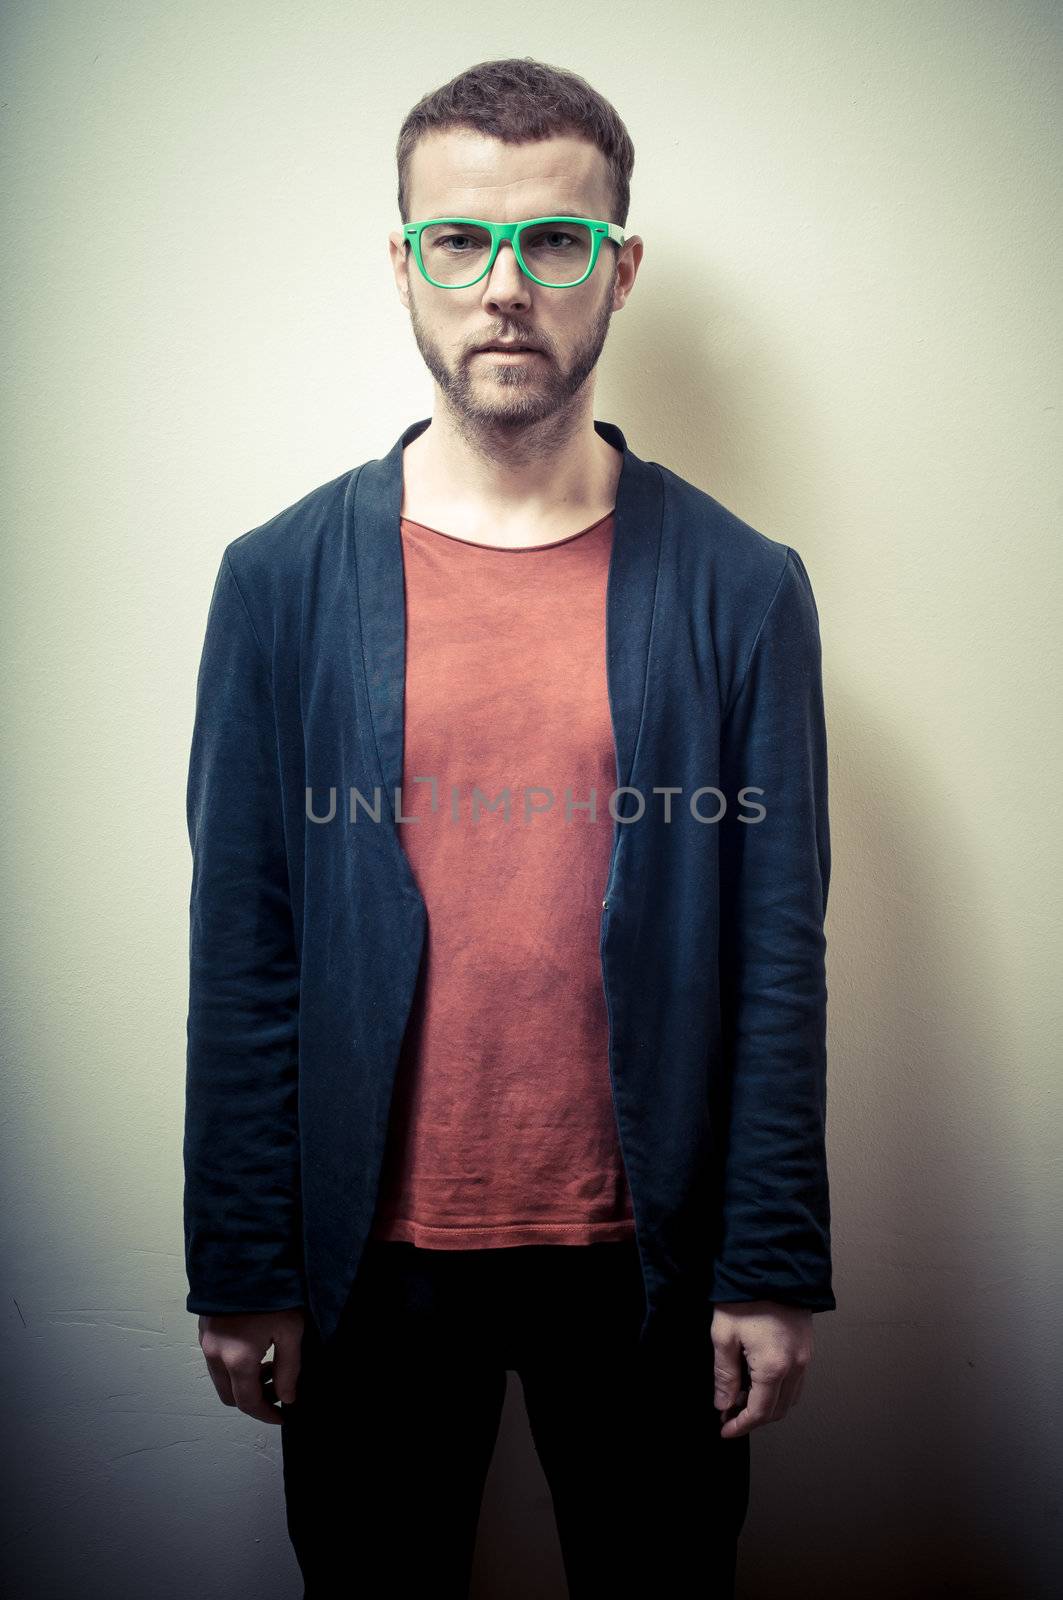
[523,228,580,250]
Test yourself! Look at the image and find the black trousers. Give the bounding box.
[280,1238,751,1598]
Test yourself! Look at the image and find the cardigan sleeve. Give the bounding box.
[183,549,306,1315]
[712,545,836,1312]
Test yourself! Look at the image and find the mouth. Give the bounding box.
[475,345,543,357]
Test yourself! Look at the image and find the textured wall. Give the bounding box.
[1,1,1060,1596]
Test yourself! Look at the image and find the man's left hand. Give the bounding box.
[711,1300,814,1438]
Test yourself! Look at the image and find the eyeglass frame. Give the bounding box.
[401,215,628,289]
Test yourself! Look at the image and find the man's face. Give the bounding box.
[388,129,642,432]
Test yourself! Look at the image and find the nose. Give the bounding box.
[481,240,531,307]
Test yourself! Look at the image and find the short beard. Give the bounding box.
[405,261,618,452]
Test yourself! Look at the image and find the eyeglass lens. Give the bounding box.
[419,221,594,286]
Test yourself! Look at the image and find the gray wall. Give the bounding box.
[2,1,1061,1595]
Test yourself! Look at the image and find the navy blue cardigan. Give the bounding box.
[184,416,836,1346]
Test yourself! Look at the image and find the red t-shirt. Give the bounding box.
[369,508,636,1248]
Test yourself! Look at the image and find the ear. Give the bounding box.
[388,231,412,307]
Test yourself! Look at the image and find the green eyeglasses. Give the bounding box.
[402,215,627,289]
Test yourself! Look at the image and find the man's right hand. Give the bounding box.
[197,1307,306,1426]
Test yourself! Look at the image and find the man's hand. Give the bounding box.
[711,1300,814,1439]
[197,1307,306,1426]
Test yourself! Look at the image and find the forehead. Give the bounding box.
[408,128,611,221]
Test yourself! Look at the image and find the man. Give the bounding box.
[184,57,835,1599]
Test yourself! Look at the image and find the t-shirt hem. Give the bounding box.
[369,1216,637,1249]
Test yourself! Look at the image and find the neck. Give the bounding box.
[404,393,622,531]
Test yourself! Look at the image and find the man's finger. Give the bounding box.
[713,1347,746,1410]
[720,1370,783,1439]
[770,1370,800,1422]
[789,1369,806,1411]
[230,1361,284,1426]
[203,1358,237,1408]
[787,1366,810,1413]
[270,1341,303,1406]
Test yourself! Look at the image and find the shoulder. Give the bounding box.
[220,465,361,604]
[654,457,819,674]
[654,458,793,586]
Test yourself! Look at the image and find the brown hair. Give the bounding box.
[396,57,635,228]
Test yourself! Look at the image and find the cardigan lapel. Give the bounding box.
[348,415,665,830]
